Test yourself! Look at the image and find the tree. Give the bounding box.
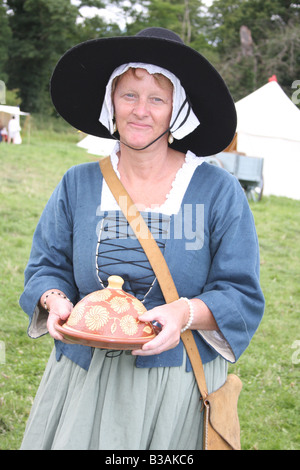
[6,0,79,112]
[0,0,12,84]
[76,13,122,42]
[73,0,121,41]
[3,0,299,114]
[206,0,300,101]
[207,0,298,52]
[105,0,207,43]
[260,20,300,96]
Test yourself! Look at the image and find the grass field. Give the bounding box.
[0,125,299,450]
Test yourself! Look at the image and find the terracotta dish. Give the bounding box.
[54,275,157,350]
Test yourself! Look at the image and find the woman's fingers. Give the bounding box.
[47,311,64,341]
[132,300,188,356]
[46,298,73,342]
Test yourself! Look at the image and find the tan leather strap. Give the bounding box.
[99,156,209,399]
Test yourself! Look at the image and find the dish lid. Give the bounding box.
[54,275,157,350]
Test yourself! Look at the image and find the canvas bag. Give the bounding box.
[99,156,243,450]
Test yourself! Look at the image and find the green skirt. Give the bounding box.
[21,347,227,450]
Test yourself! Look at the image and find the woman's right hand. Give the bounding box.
[41,290,74,341]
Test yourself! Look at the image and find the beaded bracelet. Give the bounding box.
[43,291,73,312]
[180,297,194,333]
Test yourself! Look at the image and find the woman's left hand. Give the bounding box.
[132,299,189,356]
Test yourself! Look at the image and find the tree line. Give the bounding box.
[0,0,299,114]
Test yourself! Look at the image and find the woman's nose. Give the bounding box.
[133,98,149,117]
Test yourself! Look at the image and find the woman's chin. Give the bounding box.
[120,133,166,151]
[120,137,151,150]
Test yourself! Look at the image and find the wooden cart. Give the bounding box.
[205,152,264,202]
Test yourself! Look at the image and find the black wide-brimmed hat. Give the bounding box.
[50,27,237,156]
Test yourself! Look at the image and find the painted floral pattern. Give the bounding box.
[120,315,139,336]
[143,325,153,335]
[110,297,130,313]
[63,278,156,342]
[67,303,85,326]
[88,290,112,302]
[132,298,146,315]
[85,305,110,331]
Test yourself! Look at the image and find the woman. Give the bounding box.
[20,28,264,450]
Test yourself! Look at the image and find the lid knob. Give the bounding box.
[107,275,125,290]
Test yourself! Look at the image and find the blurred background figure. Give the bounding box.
[0,124,8,142]
[8,115,22,144]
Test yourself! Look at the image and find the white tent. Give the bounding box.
[0,104,29,117]
[0,105,30,144]
[76,80,300,199]
[235,80,300,200]
[77,134,115,156]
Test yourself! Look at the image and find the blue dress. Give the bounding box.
[19,154,264,449]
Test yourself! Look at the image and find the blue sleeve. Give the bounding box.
[19,168,78,332]
[197,172,264,362]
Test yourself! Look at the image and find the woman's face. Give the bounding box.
[113,68,173,150]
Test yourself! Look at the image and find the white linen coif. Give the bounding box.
[99,62,200,141]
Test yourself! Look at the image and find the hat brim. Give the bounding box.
[50,36,237,156]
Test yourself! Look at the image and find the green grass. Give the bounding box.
[0,128,299,450]
[229,196,300,450]
[0,127,93,450]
